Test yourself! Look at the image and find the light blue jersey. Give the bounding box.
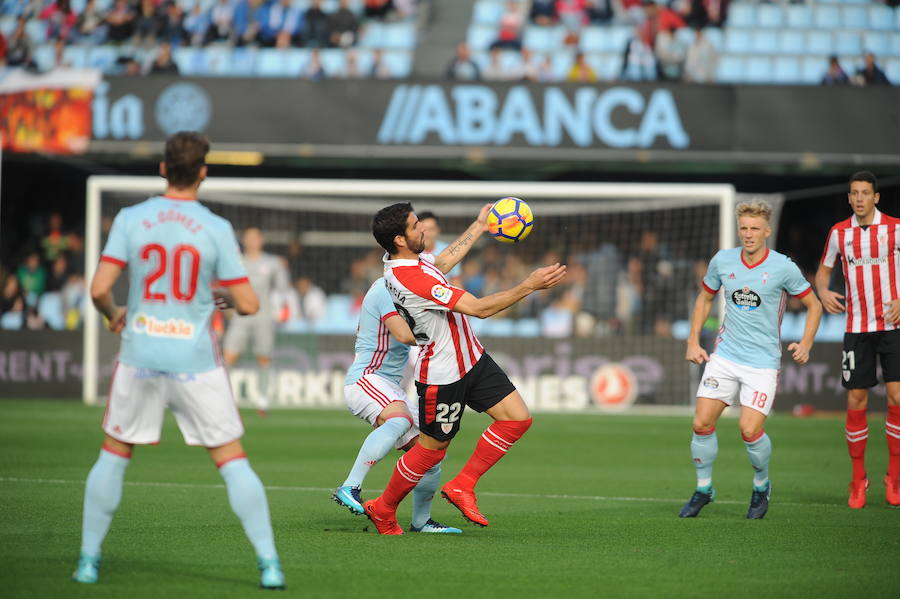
[344,278,410,386]
[101,196,247,373]
[703,247,811,370]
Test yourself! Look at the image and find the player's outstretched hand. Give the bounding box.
[884,299,900,324]
[107,307,127,335]
[788,342,811,365]
[476,203,493,230]
[819,289,845,314]
[685,343,709,364]
[525,263,567,291]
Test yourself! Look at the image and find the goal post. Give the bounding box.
[83,177,737,409]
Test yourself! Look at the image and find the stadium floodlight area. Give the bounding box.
[84,177,737,410]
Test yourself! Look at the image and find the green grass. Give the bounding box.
[2,400,899,599]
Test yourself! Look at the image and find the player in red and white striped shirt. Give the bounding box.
[815,171,900,508]
[361,202,566,534]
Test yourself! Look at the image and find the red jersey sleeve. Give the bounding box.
[392,265,465,310]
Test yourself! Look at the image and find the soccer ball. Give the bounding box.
[487,197,534,243]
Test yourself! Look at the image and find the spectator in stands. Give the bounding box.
[45,253,71,294]
[640,0,684,50]
[821,55,849,86]
[149,41,179,74]
[207,0,236,44]
[304,47,326,80]
[520,48,539,81]
[158,1,187,47]
[0,274,26,330]
[530,0,558,26]
[6,17,36,69]
[364,0,394,20]
[3,0,36,19]
[42,212,67,262]
[291,277,327,323]
[445,42,480,80]
[541,290,578,338]
[133,0,161,47]
[620,29,656,81]
[536,53,558,81]
[329,0,359,47]
[62,272,85,329]
[286,238,310,282]
[183,1,211,47]
[342,49,361,77]
[303,0,331,48]
[557,0,589,31]
[854,52,890,86]
[17,251,46,307]
[232,0,259,46]
[261,0,303,48]
[578,243,620,332]
[393,0,416,19]
[369,48,392,78]
[66,232,85,275]
[105,0,137,44]
[682,26,717,83]
[704,0,727,28]
[0,32,7,67]
[585,0,616,24]
[49,37,70,69]
[74,0,107,44]
[119,55,144,75]
[491,1,525,51]
[483,47,510,81]
[567,51,597,82]
[39,0,76,41]
[654,25,685,80]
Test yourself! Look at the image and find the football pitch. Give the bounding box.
[2,400,898,599]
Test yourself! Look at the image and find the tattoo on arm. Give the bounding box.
[449,233,473,255]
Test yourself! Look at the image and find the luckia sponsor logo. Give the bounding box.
[132,313,195,339]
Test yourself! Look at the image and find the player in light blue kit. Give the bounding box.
[73,132,285,589]
[332,204,492,533]
[681,200,822,519]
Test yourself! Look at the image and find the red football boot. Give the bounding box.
[363,499,403,535]
[441,485,488,527]
[884,475,900,507]
[848,478,869,509]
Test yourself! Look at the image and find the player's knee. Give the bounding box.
[847,389,869,410]
[886,387,900,406]
[692,417,715,433]
[739,423,764,441]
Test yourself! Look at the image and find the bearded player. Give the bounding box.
[73,132,284,589]
[681,200,822,519]
[362,202,566,534]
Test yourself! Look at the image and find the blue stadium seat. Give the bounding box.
[580,25,629,53]
[725,29,752,53]
[32,43,55,71]
[482,318,515,337]
[318,48,345,76]
[38,293,65,330]
[842,6,867,29]
[835,31,862,56]
[862,31,888,56]
[772,56,800,83]
[890,33,900,58]
[473,0,503,25]
[801,56,826,84]
[62,45,88,69]
[0,16,15,36]
[381,22,417,50]
[549,49,574,79]
[203,46,234,75]
[25,18,45,43]
[173,47,203,75]
[779,30,805,55]
[715,55,743,84]
[467,24,498,50]
[382,50,412,77]
[516,318,541,337]
[702,27,723,50]
[87,46,118,72]
[745,56,772,83]
[817,313,845,342]
[886,59,900,84]
[896,7,900,31]
[230,47,256,76]
[585,52,620,80]
[813,6,840,29]
[360,22,385,48]
[523,25,565,52]
[807,31,833,55]
[0,311,23,330]
[785,5,812,29]
[675,26,694,48]
[756,4,784,29]
[750,29,778,54]
[868,5,893,31]
[728,3,755,28]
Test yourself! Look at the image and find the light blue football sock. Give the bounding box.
[745,433,772,490]
[341,417,411,489]
[80,449,130,557]
[411,463,441,529]
[691,430,718,490]
[220,458,278,560]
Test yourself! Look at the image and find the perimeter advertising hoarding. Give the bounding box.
[0,331,869,413]
[91,78,900,161]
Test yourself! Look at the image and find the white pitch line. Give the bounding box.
[0,476,844,508]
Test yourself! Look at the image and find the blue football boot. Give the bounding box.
[258,556,285,590]
[71,552,100,584]
[409,518,462,534]
[679,486,715,518]
[746,483,771,519]
[332,486,364,515]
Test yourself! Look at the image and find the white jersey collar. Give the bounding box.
[852,208,882,227]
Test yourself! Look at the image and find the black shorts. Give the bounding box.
[415,353,517,442]
[841,329,900,389]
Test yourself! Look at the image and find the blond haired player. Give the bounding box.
[680,200,822,519]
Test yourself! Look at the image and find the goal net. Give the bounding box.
[84,177,740,412]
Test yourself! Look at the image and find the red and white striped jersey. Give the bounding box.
[821,209,900,333]
[383,253,484,385]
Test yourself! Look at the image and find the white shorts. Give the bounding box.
[344,373,419,450]
[223,315,274,357]
[696,354,779,416]
[103,363,244,447]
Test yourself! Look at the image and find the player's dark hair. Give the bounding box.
[373,202,414,254]
[849,171,878,193]
[164,131,209,188]
[417,211,439,225]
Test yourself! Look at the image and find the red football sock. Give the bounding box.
[846,409,868,480]
[887,406,900,479]
[381,443,446,511]
[452,418,533,490]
